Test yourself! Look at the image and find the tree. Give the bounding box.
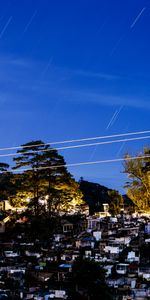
[108,190,123,215]
[38,148,84,214]
[71,256,112,300]
[0,162,16,204]
[123,148,150,211]
[13,140,50,214]
[0,162,9,173]
[48,178,84,213]
[13,140,84,215]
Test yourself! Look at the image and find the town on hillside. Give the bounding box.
[0,158,150,300]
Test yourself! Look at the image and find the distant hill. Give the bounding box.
[79,179,112,214]
[79,180,135,215]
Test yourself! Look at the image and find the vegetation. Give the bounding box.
[71,256,112,300]
[108,190,123,215]
[123,147,150,211]
[0,140,84,215]
[0,163,16,202]
[1,142,150,215]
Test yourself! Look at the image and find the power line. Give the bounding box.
[10,154,150,173]
[0,129,150,152]
[0,134,150,158]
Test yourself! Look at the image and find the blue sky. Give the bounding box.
[0,0,150,192]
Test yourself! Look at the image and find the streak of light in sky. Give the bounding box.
[116,124,130,157]
[106,110,118,130]
[41,56,54,77]
[116,141,126,157]
[110,7,146,56]
[110,35,124,56]
[96,18,109,35]
[23,10,38,33]
[110,105,124,128]
[90,105,123,160]
[0,16,12,39]
[130,7,146,29]
[106,105,123,130]
[88,144,98,161]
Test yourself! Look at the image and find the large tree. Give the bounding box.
[13,140,50,214]
[13,140,84,215]
[108,190,123,215]
[0,162,16,203]
[123,148,150,211]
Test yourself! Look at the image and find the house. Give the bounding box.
[138,264,150,280]
[75,233,95,249]
[87,217,100,230]
[44,290,68,299]
[4,250,19,258]
[116,263,129,275]
[61,220,74,233]
[126,251,140,263]
[93,230,102,241]
[131,288,150,299]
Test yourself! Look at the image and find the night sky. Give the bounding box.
[0,0,150,193]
